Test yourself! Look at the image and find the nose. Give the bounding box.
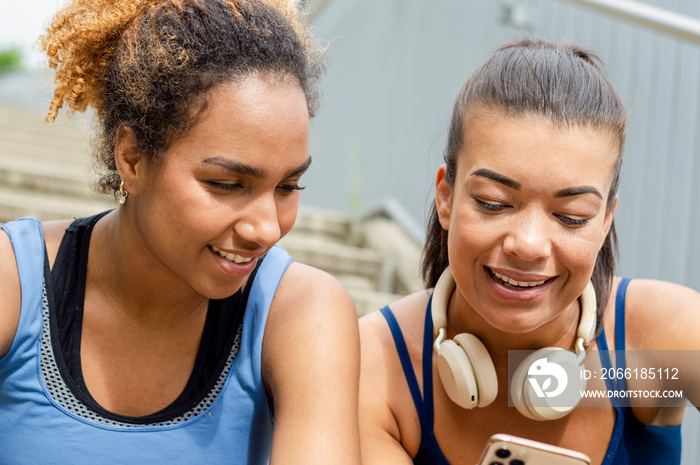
[235,194,281,249]
[502,212,552,262]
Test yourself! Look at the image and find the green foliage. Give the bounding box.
[0,48,22,74]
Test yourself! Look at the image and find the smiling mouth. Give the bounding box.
[486,267,551,290]
[210,246,253,264]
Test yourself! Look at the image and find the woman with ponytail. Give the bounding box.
[358,39,700,464]
[0,1,360,463]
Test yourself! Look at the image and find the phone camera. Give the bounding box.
[488,459,526,465]
[495,448,511,458]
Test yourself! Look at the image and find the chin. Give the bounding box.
[484,307,552,335]
[195,278,246,300]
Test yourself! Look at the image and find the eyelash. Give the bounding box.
[554,214,590,226]
[207,181,242,191]
[474,198,508,211]
[278,184,306,193]
[206,182,305,193]
[475,198,591,226]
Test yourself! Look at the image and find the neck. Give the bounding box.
[87,209,210,324]
[444,288,581,365]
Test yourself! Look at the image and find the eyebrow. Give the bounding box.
[202,155,312,179]
[554,186,602,199]
[471,168,602,199]
[470,169,521,190]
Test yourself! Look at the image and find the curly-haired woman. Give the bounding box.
[0,1,360,463]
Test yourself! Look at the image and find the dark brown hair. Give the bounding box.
[40,0,323,195]
[421,39,626,329]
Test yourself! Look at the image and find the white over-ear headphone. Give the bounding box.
[432,266,597,421]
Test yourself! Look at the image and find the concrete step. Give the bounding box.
[346,286,404,317]
[0,134,90,166]
[288,205,352,243]
[0,106,89,156]
[278,232,394,292]
[0,184,114,223]
[361,216,423,294]
[0,152,95,197]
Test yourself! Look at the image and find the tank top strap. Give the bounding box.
[596,278,631,406]
[380,302,452,465]
[416,297,451,465]
[421,298,435,429]
[0,217,47,362]
[1,217,46,293]
[614,278,631,370]
[380,307,425,421]
[613,278,631,400]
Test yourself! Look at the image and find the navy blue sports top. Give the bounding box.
[380,278,682,464]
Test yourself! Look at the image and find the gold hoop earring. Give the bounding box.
[118,181,129,205]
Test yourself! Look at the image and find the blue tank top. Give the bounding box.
[0,217,293,464]
[380,278,682,464]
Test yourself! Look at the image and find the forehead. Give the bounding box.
[164,75,310,167]
[457,110,620,191]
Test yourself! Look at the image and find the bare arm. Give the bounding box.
[263,263,361,464]
[0,229,21,358]
[625,279,700,415]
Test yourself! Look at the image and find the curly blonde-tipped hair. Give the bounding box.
[40,0,323,195]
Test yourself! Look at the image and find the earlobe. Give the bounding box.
[114,126,143,195]
[435,164,452,230]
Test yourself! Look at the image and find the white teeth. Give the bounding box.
[210,246,252,264]
[492,271,546,288]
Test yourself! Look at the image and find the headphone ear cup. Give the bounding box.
[436,333,497,409]
[453,333,498,408]
[437,339,479,409]
[510,348,587,421]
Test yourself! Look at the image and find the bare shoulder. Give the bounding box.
[0,228,21,357]
[359,290,431,370]
[263,262,362,463]
[268,261,358,329]
[358,291,430,405]
[358,291,431,463]
[623,279,700,418]
[42,219,73,267]
[625,278,700,350]
[263,261,360,386]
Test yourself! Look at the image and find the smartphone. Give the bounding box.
[476,434,591,465]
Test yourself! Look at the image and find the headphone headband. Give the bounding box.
[431,267,456,339]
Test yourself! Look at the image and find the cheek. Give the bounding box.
[553,223,608,273]
[446,206,497,262]
[277,195,300,237]
[139,167,218,239]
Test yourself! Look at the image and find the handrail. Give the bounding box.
[558,0,700,44]
[304,0,700,45]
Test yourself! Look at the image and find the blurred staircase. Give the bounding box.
[0,105,423,316]
[0,106,114,220]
